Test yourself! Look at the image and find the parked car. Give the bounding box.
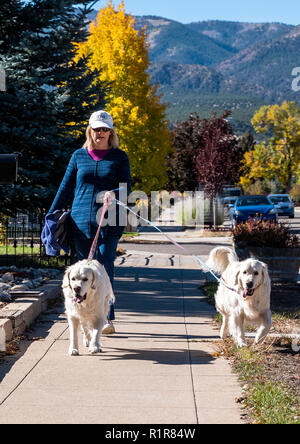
[223,196,238,207]
[268,194,295,218]
[231,195,278,226]
[220,186,243,199]
[223,196,238,218]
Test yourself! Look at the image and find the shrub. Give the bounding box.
[232,219,300,248]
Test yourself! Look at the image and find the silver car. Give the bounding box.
[268,194,295,218]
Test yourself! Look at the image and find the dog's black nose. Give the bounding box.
[74,286,81,293]
[247,282,254,288]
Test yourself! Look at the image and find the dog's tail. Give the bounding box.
[206,247,238,275]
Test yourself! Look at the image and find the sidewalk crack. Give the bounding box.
[180,263,199,425]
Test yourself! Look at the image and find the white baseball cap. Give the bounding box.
[89,110,114,130]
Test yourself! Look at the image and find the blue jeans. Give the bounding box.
[70,231,120,321]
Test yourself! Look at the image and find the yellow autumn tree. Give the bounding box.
[240,101,300,193]
[74,0,172,193]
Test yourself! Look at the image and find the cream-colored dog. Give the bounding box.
[206,247,272,347]
[62,259,115,356]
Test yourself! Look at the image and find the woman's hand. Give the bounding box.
[103,191,116,206]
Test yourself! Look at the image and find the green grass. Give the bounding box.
[225,345,300,424]
[121,232,139,238]
[234,347,265,381]
[0,245,41,255]
[235,346,300,424]
[0,244,68,269]
[247,382,300,425]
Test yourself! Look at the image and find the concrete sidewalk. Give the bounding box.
[0,253,243,424]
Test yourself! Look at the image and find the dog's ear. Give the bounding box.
[261,262,271,288]
[234,265,243,291]
[91,270,97,290]
[62,268,71,289]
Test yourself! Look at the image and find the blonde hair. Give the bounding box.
[83,125,119,150]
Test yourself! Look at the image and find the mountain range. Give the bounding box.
[89,12,300,133]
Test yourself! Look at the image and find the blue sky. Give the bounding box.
[94,0,300,25]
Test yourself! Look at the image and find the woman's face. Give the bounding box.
[92,127,111,148]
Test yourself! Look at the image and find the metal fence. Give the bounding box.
[0,213,71,268]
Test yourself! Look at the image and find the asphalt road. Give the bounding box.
[122,210,300,256]
[122,242,220,256]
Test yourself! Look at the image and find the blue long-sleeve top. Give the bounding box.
[49,147,132,238]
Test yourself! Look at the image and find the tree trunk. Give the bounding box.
[213,197,217,230]
[285,172,293,194]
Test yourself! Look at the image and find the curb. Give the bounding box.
[0,274,63,347]
[120,238,172,245]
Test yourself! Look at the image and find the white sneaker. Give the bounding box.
[102,321,115,335]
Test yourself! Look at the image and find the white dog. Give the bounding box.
[62,259,115,356]
[206,247,272,347]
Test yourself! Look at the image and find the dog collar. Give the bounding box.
[221,278,238,294]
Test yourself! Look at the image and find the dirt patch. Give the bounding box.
[266,338,300,397]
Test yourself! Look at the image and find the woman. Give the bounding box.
[49,110,131,334]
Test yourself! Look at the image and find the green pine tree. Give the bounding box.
[0,0,107,216]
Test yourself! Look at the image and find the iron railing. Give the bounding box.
[0,213,71,268]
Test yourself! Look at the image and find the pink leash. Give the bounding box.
[88,203,108,261]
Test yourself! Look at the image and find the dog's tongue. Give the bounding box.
[243,289,253,299]
[74,294,87,304]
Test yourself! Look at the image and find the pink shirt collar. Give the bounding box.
[86,148,112,161]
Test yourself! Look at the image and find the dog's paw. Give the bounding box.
[69,348,79,356]
[89,346,102,354]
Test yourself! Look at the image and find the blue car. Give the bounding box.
[268,194,295,219]
[231,195,278,226]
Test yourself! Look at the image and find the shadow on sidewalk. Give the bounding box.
[102,346,216,367]
[114,266,215,319]
[0,265,216,381]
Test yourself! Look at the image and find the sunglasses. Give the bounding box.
[92,127,111,133]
